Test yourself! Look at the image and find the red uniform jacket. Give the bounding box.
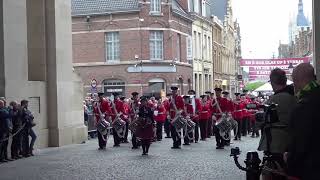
[154,105,166,123]
[247,101,259,122]
[206,98,213,118]
[93,99,112,123]
[111,99,126,122]
[129,100,140,120]
[241,99,248,118]
[167,95,184,119]
[233,100,245,120]
[194,98,202,121]
[199,103,210,121]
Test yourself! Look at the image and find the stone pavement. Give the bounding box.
[0,135,261,180]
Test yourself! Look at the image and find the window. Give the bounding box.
[105,32,119,61]
[208,36,211,60]
[187,36,193,63]
[198,32,201,59]
[177,34,181,61]
[150,31,163,60]
[150,0,161,13]
[204,35,207,60]
[193,31,197,58]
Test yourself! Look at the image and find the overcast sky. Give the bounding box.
[232,0,312,59]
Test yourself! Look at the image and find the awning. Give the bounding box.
[222,80,228,86]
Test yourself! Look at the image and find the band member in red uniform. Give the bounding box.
[168,86,184,149]
[129,92,140,149]
[212,88,230,149]
[154,98,166,141]
[182,95,193,145]
[205,91,213,138]
[120,96,130,143]
[93,93,112,150]
[187,90,201,143]
[111,92,125,147]
[248,96,260,138]
[240,94,249,136]
[163,93,172,138]
[232,93,244,140]
[199,95,209,141]
[136,96,155,155]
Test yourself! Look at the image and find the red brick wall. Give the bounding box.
[72,32,105,63]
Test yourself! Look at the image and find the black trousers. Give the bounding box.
[199,120,208,140]
[21,128,30,156]
[194,121,199,142]
[242,118,248,136]
[164,118,171,137]
[183,128,193,144]
[0,133,8,160]
[170,125,181,147]
[234,119,242,139]
[214,125,224,147]
[97,131,107,148]
[123,121,129,141]
[156,122,163,140]
[251,121,260,136]
[141,139,151,153]
[113,128,121,146]
[132,133,139,148]
[11,127,22,157]
[207,118,213,138]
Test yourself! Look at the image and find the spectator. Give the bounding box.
[10,101,23,159]
[21,100,36,157]
[258,68,297,167]
[286,63,320,180]
[0,99,12,162]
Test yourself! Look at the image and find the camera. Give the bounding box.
[231,147,241,156]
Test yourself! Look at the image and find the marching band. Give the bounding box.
[92,86,263,155]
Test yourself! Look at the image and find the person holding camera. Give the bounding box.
[258,68,297,168]
[285,63,320,180]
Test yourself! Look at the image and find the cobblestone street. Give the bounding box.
[0,135,260,180]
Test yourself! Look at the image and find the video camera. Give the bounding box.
[230,103,282,180]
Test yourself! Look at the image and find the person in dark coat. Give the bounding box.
[136,96,155,155]
[285,63,320,180]
[9,101,23,159]
[0,100,12,162]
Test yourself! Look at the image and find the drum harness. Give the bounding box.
[96,102,112,142]
[111,101,127,139]
[214,98,238,140]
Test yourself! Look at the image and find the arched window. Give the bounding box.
[102,79,125,96]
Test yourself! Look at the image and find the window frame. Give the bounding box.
[105,32,120,61]
[149,31,164,60]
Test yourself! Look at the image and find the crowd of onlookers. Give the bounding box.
[0,98,37,163]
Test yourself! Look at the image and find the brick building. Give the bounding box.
[71,0,193,97]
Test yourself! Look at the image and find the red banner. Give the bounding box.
[240,57,311,66]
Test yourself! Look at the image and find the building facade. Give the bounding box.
[72,0,193,97]
[188,0,214,97]
[211,0,237,95]
[0,0,87,148]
